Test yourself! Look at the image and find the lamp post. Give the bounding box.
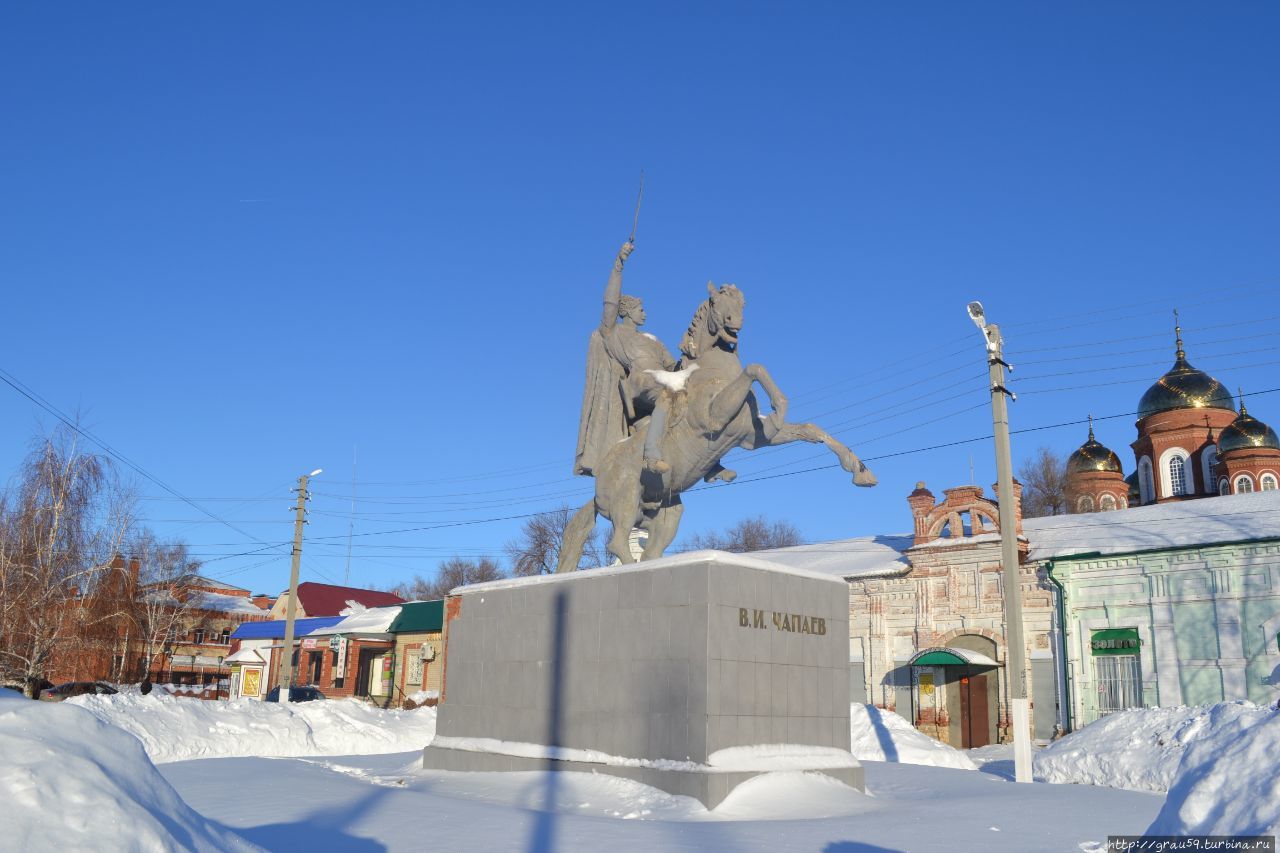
[275,468,321,702]
[966,302,1032,783]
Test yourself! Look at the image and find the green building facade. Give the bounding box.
[1033,495,1280,728]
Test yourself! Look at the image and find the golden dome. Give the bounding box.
[1136,327,1234,420]
[1217,398,1280,454]
[1067,422,1123,474]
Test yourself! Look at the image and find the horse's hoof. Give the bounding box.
[853,470,878,487]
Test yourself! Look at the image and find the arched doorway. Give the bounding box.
[910,635,1000,748]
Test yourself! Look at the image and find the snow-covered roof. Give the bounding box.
[750,534,913,580]
[223,647,266,665]
[1024,489,1280,561]
[192,591,268,615]
[185,575,250,594]
[305,605,403,637]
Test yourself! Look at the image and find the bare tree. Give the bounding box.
[683,515,803,553]
[506,505,606,575]
[392,556,505,600]
[1018,446,1069,517]
[0,427,133,697]
[126,531,201,689]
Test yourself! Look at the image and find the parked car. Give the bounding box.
[39,681,118,702]
[1,678,52,699]
[265,685,325,703]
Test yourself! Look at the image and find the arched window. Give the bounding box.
[1169,455,1188,496]
[1236,475,1255,494]
[1077,495,1095,513]
[1202,448,1218,494]
[1100,494,1117,511]
[1262,474,1278,492]
[1118,496,1129,509]
[1138,457,1155,504]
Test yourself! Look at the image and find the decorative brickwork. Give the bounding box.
[848,482,1054,747]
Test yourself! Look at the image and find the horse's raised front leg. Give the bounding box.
[708,363,786,430]
[765,422,878,487]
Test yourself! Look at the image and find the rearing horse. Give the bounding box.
[557,281,877,571]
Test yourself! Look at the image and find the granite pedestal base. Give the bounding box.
[422,551,862,808]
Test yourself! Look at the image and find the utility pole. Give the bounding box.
[967,302,1032,783]
[275,469,321,702]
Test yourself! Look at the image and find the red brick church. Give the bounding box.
[1065,322,1280,512]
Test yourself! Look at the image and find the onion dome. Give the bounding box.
[1067,419,1123,474]
[1136,323,1235,419]
[1216,395,1280,454]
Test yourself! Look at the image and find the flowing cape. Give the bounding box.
[574,330,628,476]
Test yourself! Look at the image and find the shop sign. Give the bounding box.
[333,636,348,674]
[1090,627,1141,656]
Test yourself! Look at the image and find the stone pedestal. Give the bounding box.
[422,551,862,808]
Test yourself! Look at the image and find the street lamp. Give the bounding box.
[967,301,1031,783]
[274,468,320,703]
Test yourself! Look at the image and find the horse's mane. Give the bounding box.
[679,300,712,360]
[680,284,742,360]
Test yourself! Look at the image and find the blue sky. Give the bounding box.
[2,4,1279,594]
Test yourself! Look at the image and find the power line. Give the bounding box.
[0,366,292,561]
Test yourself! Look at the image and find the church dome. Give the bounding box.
[1067,423,1123,474]
[1136,329,1234,420]
[1216,400,1280,454]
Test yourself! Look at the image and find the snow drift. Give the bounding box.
[849,704,978,770]
[0,692,258,852]
[1146,702,1280,837]
[68,693,437,764]
[1035,702,1263,793]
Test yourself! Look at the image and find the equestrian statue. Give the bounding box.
[561,235,877,571]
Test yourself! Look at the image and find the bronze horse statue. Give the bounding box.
[558,276,876,571]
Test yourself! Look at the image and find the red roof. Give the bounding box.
[294,582,405,616]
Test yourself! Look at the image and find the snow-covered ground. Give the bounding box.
[1036,700,1280,838]
[12,689,1278,851]
[161,750,1159,852]
[67,692,437,763]
[0,687,256,852]
[1035,701,1271,793]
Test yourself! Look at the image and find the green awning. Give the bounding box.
[909,646,1000,667]
[913,650,969,666]
[388,600,444,634]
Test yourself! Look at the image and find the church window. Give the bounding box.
[1138,457,1154,504]
[1100,494,1117,511]
[1077,495,1095,513]
[1202,449,1218,494]
[1168,455,1188,496]
[1262,474,1278,492]
[1219,478,1229,496]
[1236,475,1255,494]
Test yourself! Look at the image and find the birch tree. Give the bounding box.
[0,428,133,697]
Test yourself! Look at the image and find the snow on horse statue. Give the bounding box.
[560,240,876,571]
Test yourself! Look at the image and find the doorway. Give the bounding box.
[959,672,991,748]
[354,648,379,697]
[306,652,323,685]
